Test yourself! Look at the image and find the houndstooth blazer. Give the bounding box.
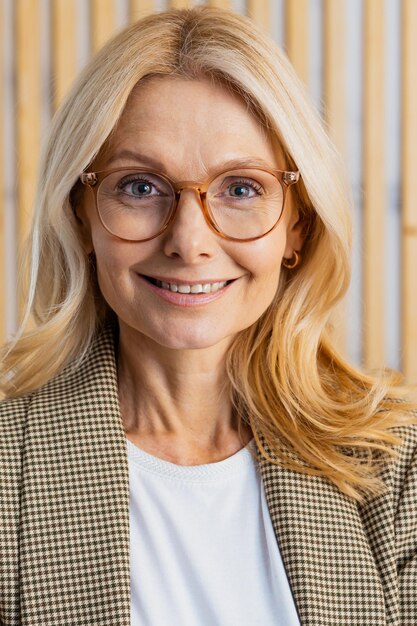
[1,325,416,626]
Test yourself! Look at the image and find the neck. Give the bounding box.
[117,323,251,452]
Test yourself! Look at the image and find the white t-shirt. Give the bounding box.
[127,436,300,626]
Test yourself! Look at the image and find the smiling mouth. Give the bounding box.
[142,275,235,294]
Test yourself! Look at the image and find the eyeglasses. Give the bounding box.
[79,165,300,242]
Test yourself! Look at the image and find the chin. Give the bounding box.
[128,320,236,352]
[118,315,244,353]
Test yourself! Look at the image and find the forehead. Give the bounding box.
[98,76,285,174]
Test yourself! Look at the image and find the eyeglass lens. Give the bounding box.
[97,168,285,241]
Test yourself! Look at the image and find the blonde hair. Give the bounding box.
[1,5,416,500]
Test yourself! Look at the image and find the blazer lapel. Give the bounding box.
[19,326,132,625]
[256,444,388,625]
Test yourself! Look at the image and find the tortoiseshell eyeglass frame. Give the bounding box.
[79,165,300,243]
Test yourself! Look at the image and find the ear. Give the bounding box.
[284,209,309,258]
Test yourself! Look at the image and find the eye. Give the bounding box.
[117,175,159,197]
[227,178,263,198]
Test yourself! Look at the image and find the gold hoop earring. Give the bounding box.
[282,250,301,269]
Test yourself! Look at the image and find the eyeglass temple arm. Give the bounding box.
[80,173,98,186]
[282,171,300,186]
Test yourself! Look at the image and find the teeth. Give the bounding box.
[154,279,228,294]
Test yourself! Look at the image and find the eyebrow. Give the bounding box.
[105,149,278,174]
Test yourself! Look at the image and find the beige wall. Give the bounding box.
[1,0,417,381]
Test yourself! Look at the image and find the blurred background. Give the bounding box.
[1,0,416,382]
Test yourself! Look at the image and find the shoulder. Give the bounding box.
[384,422,417,618]
[0,323,117,418]
[0,392,32,415]
[388,423,417,527]
[387,422,417,494]
[0,394,33,478]
[365,421,417,506]
[0,393,32,447]
[0,395,32,512]
[358,422,417,550]
[0,324,118,450]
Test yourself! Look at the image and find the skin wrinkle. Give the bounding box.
[77,75,306,465]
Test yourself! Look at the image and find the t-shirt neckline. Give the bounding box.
[126,436,256,482]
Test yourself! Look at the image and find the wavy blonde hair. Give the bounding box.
[1,5,416,500]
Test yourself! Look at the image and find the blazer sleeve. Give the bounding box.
[358,421,417,626]
[395,425,417,625]
[0,394,31,626]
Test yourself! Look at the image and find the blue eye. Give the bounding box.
[131,181,152,196]
[231,185,248,197]
[229,179,263,198]
[118,177,155,197]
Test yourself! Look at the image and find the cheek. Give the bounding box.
[95,255,127,309]
[231,236,286,323]
[232,234,286,283]
[92,239,136,306]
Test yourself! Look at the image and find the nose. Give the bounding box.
[162,187,218,262]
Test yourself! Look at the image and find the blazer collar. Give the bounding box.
[19,325,386,625]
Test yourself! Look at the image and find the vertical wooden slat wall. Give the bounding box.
[130,0,155,20]
[322,0,347,356]
[169,0,194,9]
[284,0,309,85]
[52,0,78,111]
[323,1,346,152]
[247,0,270,31]
[2,1,417,383]
[91,0,117,53]
[401,0,417,382]
[0,0,5,341]
[362,0,385,370]
[15,0,42,256]
[207,0,231,7]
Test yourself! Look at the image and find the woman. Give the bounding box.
[1,6,416,626]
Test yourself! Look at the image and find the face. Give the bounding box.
[77,76,306,353]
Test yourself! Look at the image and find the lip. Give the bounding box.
[135,273,237,307]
